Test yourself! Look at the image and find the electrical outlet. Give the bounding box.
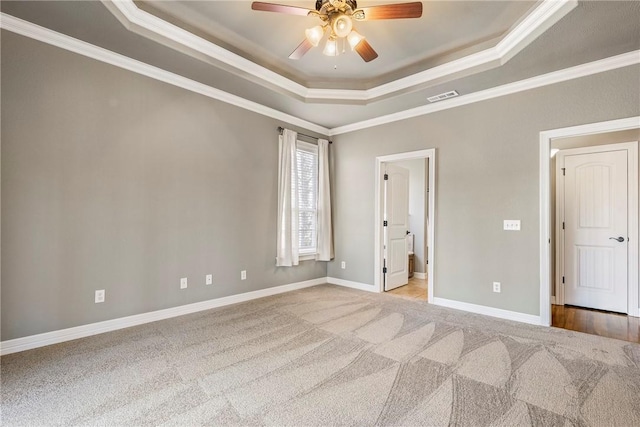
[206,274,213,285]
[95,289,105,303]
[241,270,247,280]
[180,277,188,289]
[493,282,501,293]
[503,220,521,231]
[341,261,346,269]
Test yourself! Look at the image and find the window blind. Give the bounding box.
[295,142,318,254]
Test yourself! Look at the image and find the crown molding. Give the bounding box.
[102,0,310,99]
[328,50,640,135]
[0,13,330,136]
[104,0,577,104]
[495,0,577,62]
[2,12,637,138]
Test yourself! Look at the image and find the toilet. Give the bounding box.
[407,233,415,278]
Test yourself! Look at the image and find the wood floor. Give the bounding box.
[386,277,427,301]
[386,281,639,343]
[552,304,640,343]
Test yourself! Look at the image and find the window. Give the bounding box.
[295,141,319,255]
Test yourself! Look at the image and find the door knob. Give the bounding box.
[609,236,625,242]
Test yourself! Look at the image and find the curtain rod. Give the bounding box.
[277,127,332,144]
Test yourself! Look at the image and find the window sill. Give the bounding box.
[299,254,317,261]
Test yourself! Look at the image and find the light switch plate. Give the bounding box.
[206,274,213,285]
[503,220,521,231]
[180,277,188,289]
[95,289,105,303]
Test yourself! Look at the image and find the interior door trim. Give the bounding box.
[374,149,436,301]
[555,141,638,313]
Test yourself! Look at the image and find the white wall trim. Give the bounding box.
[2,13,637,137]
[375,149,436,303]
[330,50,640,135]
[539,116,640,327]
[103,0,576,103]
[0,12,330,136]
[0,277,327,356]
[495,0,576,63]
[432,297,542,326]
[413,272,427,280]
[104,0,309,99]
[326,277,378,292]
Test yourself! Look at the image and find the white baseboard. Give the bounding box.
[0,277,326,356]
[327,277,378,292]
[432,297,542,326]
[413,272,427,280]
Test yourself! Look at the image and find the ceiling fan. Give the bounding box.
[251,0,423,62]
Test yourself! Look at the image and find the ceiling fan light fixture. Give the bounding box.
[323,37,339,56]
[347,30,364,50]
[305,25,325,46]
[332,14,353,38]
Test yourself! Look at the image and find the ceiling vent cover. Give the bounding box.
[427,90,459,103]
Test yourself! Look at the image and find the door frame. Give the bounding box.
[555,142,638,311]
[375,149,436,300]
[539,116,640,326]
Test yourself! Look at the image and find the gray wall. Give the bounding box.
[327,65,640,316]
[394,159,426,274]
[1,32,328,341]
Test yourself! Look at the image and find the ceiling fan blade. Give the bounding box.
[355,2,423,20]
[355,39,378,62]
[251,2,312,16]
[289,38,314,60]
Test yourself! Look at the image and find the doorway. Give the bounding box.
[555,142,637,313]
[539,117,640,329]
[374,149,436,302]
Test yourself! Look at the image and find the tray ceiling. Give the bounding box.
[139,0,537,88]
[1,1,639,130]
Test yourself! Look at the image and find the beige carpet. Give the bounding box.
[2,284,640,426]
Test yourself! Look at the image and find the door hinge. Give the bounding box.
[383,220,388,227]
[383,267,387,274]
[561,168,566,176]
[384,173,388,180]
[562,276,565,284]
[562,222,565,230]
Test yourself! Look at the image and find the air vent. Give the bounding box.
[427,90,459,103]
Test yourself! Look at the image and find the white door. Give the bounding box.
[384,164,410,291]
[562,150,628,313]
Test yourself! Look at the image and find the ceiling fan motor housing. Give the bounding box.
[316,0,358,13]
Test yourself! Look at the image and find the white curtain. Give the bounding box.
[276,129,299,266]
[316,139,334,261]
